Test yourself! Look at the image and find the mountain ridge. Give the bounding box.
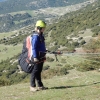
[0,0,88,14]
[0,0,97,33]
[0,0,7,2]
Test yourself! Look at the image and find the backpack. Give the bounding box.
[18,35,34,73]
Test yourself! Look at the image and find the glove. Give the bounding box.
[34,58,39,62]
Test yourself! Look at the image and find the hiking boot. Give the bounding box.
[38,86,48,90]
[30,86,38,92]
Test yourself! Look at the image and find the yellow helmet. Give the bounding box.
[35,20,46,28]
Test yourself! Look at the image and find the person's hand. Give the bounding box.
[44,56,46,60]
[34,58,39,62]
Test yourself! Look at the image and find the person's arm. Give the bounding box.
[31,35,39,62]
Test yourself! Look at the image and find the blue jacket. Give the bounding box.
[31,32,46,59]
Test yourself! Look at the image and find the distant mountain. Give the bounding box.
[0,13,33,32]
[0,0,7,2]
[0,0,95,33]
[0,0,88,14]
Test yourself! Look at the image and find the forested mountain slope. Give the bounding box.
[0,0,100,51]
[0,13,33,32]
[45,0,100,51]
[0,0,96,33]
[0,0,88,14]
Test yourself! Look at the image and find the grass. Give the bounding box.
[0,31,16,39]
[26,10,36,17]
[0,69,100,100]
[14,19,28,24]
[79,29,93,37]
[0,44,22,61]
[9,11,26,16]
[44,54,85,69]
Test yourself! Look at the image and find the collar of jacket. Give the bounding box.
[33,31,43,36]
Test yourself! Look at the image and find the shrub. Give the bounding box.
[60,67,68,75]
[64,64,73,70]
[72,41,79,47]
[61,58,66,63]
[76,61,100,72]
[80,40,86,45]
[42,67,68,79]
[43,65,50,70]
[78,37,83,40]
[42,68,59,79]
[0,78,11,86]
[56,64,62,67]
[46,57,54,62]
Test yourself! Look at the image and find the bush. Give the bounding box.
[61,58,66,63]
[72,41,79,47]
[42,68,59,79]
[80,40,86,45]
[56,64,62,67]
[64,64,73,70]
[76,61,100,72]
[43,65,50,70]
[60,67,68,75]
[0,78,11,86]
[46,57,54,62]
[42,67,68,79]
[78,37,83,40]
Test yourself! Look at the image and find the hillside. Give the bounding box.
[0,0,99,48]
[0,13,33,32]
[0,0,96,33]
[0,0,100,88]
[0,0,88,14]
[45,0,100,51]
[0,0,99,60]
[0,69,100,100]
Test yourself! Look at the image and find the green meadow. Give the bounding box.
[0,69,100,100]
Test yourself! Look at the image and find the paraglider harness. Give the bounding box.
[18,34,63,73]
[18,49,62,73]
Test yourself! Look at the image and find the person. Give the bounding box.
[30,20,48,92]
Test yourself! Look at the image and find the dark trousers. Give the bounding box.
[30,62,44,87]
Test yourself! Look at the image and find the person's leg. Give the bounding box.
[30,65,36,87]
[35,62,44,87]
[30,64,38,92]
[30,62,43,87]
[36,62,48,90]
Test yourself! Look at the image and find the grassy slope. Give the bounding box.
[44,54,85,68]
[0,28,95,62]
[0,69,100,100]
[0,44,22,61]
[0,31,16,39]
